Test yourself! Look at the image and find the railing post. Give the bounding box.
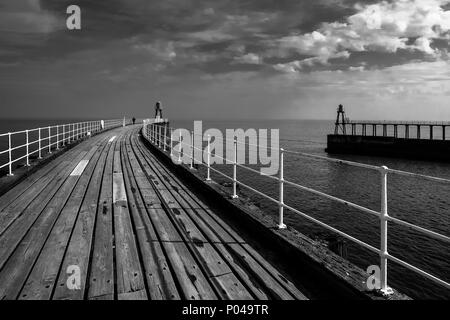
[151,124,154,143]
[170,128,173,158]
[278,148,286,229]
[48,126,52,153]
[178,130,182,163]
[7,132,13,176]
[380,166,393,295]
[56,125,59,150]
[206,134,211,181]
[38,128,42,159]
[232,138,238,199]
[163,124,167,151]
[25,130,30,167]
[62,125,65,146]
[190,131,194,169]
[158,125,162,148]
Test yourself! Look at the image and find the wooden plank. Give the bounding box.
[70,160,89,176]
[0,157,85,236]
[121,133,180,300]
[86,136,117,300]
[0,146,80,212]
[0,145,100,300]
[118,289,147,300]
[130,135,254,300]
[130,136,254,300]
[126,136,216,300]
[133,132,306,300]
[19,137,111,300]
[0,132,108,217]
[0,150,88,272]
[52,137,113,300]
[112,143,147,300]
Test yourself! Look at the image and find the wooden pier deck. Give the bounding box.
[0,125,306,300]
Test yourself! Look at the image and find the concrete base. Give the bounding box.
[327,134,450,162]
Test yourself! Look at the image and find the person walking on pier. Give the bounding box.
[132,117,136,125]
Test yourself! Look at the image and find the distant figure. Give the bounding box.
[132,117,136,125]
[155,101,163,119]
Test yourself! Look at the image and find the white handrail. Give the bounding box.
[142,120,450,296]
[0,118,129,175]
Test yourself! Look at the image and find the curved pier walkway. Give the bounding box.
[0,125,306,300]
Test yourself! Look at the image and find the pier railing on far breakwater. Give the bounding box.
[142,119,450,296]
[0,118,128,176]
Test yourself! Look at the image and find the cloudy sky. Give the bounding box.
[0,0,449,120]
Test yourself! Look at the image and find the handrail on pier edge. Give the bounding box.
[142,119,450,297]
[0,118,130,176]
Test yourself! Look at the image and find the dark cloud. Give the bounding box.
[0,0,449,120]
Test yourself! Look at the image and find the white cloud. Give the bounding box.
[273,0,450,71]
[133,41,177,61]
[233,53,262,64]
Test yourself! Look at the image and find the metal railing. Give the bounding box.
[0,118,128,176]
[347,120,450,126]
[142,119,450,296]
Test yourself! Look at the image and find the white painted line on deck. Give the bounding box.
[113,173,127,203]
[70,160,89,176]
[109,136,117,143]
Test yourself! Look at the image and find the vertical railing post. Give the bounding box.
[151,124,154,143]
[380,166,393,295]
[232,138,238,199]
[190,131,194,169]
[62,125,65,146]
[170,128,173,158]
[278,148,286,229]
[206,134,211,181]
[7,132,13,176]
[48,126,52,153]
[158,126,162,148]
[163,124,167,151]
[25,130,30,166]
[56,125,59,150]
[178,130,182,163]
[38,128,42,159]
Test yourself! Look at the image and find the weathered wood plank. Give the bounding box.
[113,142,147,300]
[52,135,115,300]
[131,136,255,300]
[133,132,306,300]
[0,132,107,221]
[0,139,85,212]
[0,144,101,300]
[126,135,216,300]
[121,135,180,300]
[0,154,88,236]
[19,136,111,300]
[87,136,116,300]
[0,151,88,273]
